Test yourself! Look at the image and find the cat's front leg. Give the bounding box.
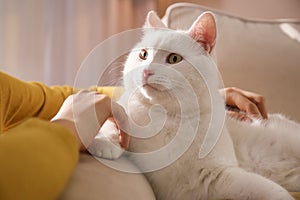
[87,119,125,160]
[211,167,294,200]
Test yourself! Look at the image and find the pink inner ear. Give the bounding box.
[146,11,166,28]
[188,12,216,54]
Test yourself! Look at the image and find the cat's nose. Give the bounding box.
[143,69,154,80]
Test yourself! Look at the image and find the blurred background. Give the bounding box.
[0,0,156,85]
[0,0,299,86]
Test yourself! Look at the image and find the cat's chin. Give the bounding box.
[137,84,172,102]
[143,83,168,92]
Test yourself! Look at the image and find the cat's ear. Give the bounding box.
[144,10,166,28]
[187,12,216,54]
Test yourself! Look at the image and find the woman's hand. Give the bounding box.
[220,87,268,122]
[51,90,129,152]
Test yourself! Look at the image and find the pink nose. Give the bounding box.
[143,69,154,80]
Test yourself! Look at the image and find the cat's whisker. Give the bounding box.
[98,62,125,86]
[107,63,125,75]
[169,80,186,89]
[99,76,123,86]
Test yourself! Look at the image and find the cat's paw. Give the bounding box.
[87,119,125,160]
[88,134,124,160]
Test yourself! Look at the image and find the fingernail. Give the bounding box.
[241,116,252,123]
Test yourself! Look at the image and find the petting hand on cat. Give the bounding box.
[220,87,268,121]
[51,87,267,153]
[51,90,129,152]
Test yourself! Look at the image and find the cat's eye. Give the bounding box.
[139,49,148,60]
[167,53,182,64]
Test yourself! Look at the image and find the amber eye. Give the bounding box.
[167,53,182,64]
[139,49,148,60]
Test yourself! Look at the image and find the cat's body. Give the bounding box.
[88,11,300,200]
[228,114,300,192]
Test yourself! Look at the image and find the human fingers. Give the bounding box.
[234,88,268,119]
[110,102,129,131]
[93,93,113,125]
[223,87,267,119]
[110,102,130,149]
[69,91,113,147]
[119,129,130,149]
[224,88,262,118]
[107,117,130,149]
[226,110,252,122]
[256,101,268,119]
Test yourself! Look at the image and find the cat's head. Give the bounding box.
[122,11,219,108]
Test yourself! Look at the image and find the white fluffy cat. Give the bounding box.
[88,11,300,200]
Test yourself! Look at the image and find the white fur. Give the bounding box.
[88,119,124,159]
[91,12,299,199]
[227,114,300,192]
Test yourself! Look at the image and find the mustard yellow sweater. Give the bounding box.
[0,71,78,200]
[0,71,120,200]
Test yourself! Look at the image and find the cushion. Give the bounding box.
[60,154,155,200]
[162,3,300,122]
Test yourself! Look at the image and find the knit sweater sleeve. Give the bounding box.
[0,71,75,132]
